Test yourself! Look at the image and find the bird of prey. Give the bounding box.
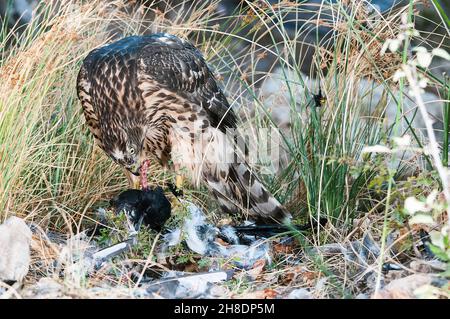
[77,33,291,223]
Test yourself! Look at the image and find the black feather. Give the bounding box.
[110,187,171,231]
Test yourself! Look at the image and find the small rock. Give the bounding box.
[35,278,63,293]
[287,288,313,299]
[372,274,436,299]
[22,278,63,298]
[365,271,384,291]
[410,259,447,273]
[0,216,32,283]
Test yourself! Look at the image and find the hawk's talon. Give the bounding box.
[168,182,183,197]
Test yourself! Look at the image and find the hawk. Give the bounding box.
[76,33,291,223]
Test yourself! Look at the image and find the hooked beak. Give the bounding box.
[126,163,141,176]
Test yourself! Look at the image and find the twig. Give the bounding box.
[0,281,22,299]
[133,232,161,289]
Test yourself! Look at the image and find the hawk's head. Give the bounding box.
[104,125,146,176]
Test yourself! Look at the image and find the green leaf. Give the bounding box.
[430,0,450,28]
[438,264,450,278]
[427,243,450,262]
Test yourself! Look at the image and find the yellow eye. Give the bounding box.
[129,147,135,155]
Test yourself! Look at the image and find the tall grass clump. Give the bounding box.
[216,1,405,229]
[1,1,120,229]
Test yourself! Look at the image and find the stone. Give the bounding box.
[372,274,436,299]
[287,288,313,299]
[0,216,32,282]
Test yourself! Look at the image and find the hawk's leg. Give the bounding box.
[171,162,186,196]
[175,175,184,190]
[125,170,141,189]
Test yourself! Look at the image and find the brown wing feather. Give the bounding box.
[76,64,104,149]
[137,34,237,132]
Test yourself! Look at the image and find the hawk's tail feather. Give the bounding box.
[206,162,292,224]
